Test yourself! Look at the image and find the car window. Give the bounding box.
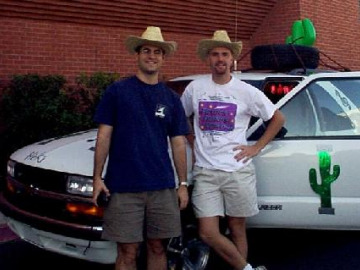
[242,80,263,89]
[247,78,302,128]
[308,78,360,136]
[261,79,300,104]
[280,89,316,137]
[166,80,192,95]
[249,77,360,140]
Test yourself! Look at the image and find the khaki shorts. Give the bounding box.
[191,164,259,218]
[102,189,181,243]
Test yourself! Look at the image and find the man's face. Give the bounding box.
[136,45,165,75]
[207,47,233,75]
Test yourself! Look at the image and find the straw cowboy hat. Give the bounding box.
[125,26,177,56]
[197,30,243,61]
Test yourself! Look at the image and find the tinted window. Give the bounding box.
[307,78,360,136]
[280,89,316,137]
[262,80,300,104]
[249,77,360,140]
[166,80,192,95]
[242,80,263,89]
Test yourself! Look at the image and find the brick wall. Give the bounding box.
[300,0,360,71]
[0,0,359,87]
[249,0,360,71]
[0,17,209,85]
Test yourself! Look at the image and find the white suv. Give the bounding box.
[2,70,360,269]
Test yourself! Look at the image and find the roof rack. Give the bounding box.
[238,44,351,74]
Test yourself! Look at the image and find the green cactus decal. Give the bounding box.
[309,151,340,214]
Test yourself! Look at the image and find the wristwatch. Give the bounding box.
[179,181,188,187]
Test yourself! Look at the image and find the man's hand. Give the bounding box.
[92,177,110,206]
[177,185,189,210]
[233,144,261,163]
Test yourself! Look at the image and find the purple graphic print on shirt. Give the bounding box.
[199,101,237,132]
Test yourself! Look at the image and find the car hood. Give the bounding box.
[9,129,193,183]
[10,129,97,177]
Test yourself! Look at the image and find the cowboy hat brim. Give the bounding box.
[125,36,177,56]
[197,40,243,61]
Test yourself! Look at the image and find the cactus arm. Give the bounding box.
[319,152,340,185]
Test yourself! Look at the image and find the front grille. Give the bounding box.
[4,163,103,227]
[14,163,67,193]
[4,187,102,226]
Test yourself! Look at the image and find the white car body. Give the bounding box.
[2,71,360,264]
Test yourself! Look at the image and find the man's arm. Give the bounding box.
[170,135,189,210]
[92,124,112,205]
[233,109,285,163]
[184,116,196,167]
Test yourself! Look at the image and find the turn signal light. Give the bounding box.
[6,180,16,193]
[66,202,104,218]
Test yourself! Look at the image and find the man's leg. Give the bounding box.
[147,238,167,270]
[115,242,139,270]
[146,189,181,270]
[228,216,248,260]
[198,216,248,270]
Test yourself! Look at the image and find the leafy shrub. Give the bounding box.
[0,72,120,179]
[74,71,121,120]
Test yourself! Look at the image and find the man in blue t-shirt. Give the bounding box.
[92,26,189,270]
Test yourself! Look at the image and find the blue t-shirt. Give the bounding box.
[94,76,189,193]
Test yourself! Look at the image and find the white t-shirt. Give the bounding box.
[181,75,277,172]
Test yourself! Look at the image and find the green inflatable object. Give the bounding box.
[286,18,316,46]
[309,151,340,214]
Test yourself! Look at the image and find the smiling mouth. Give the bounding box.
[215,64,227,69]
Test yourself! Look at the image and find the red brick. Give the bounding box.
[0,0,359,87]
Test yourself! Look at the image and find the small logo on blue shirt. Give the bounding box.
[155,104,166,118]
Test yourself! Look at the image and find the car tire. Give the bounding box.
[181,239,210,270]
[167,227,210,270]
[251,44,320,71]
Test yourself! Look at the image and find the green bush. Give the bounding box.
[75,71,121,119]
[0,72,120,179]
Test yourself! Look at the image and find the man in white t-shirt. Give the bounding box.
[181,30,285,270]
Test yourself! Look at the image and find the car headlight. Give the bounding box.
[66,175,93,197]
[7,160,16,177]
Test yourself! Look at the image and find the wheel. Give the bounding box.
[181,238,210,270]
[251,44,319,71]
[167,189,210,270]
[167,235,210,270]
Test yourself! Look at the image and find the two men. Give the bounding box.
[93,26,285,270]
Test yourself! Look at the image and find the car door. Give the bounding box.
[247,74,360,230]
